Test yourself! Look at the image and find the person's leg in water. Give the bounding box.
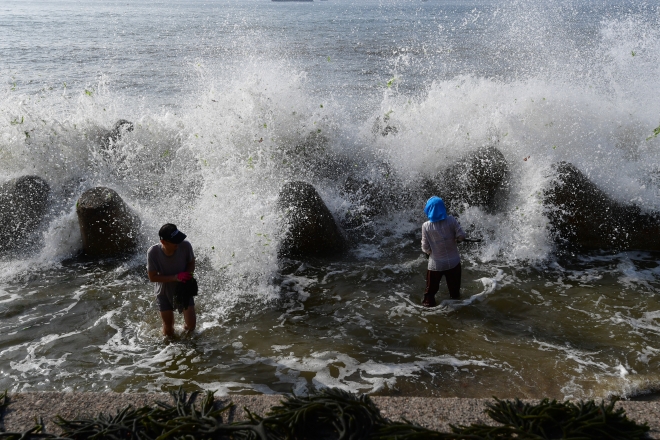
[183,305,196,333]
[423,270,441,307]
[156,293,176,337]
[160,310,175,337]
[160,296,195,336]
[445,263,462,299]
[159,307,195,337]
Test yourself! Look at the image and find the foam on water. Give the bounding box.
[187,350,496,396]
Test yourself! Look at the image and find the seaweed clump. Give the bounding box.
[458,397,650,440]
[0,388,650,440]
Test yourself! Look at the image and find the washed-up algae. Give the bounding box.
[0,388,650,439]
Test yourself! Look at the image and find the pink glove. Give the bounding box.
[176,272,192,283]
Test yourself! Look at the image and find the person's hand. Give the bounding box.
[176,272,192,283]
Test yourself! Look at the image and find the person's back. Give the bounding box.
[420,197,465,306]
[422,216,463,272]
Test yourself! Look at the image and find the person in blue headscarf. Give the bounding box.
[421,196,465,306]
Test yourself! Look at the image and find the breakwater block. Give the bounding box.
[430,146,509,213]
[76,187,140,257]
[277,181,345,257]
[544,162,660,251]
[0,175,50,252]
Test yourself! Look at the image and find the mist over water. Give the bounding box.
[1,0,659,399]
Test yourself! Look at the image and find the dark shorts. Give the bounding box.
[157,291,195,312]
[425,263,461,299]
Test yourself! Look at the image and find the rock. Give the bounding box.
[429,146,509,212]
[544,162,660,251]
[76,187,140,257]
[277,181,346,257]
[100,119,134,149]
[0,176,50,252]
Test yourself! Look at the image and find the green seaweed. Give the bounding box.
[454,397,649,439]
[0,388,650,440]
[646,124,660,141]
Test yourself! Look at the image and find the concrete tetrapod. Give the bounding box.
[429,146,509,213]
[0,176,50,251]
[544,161,660,251]
[0,175,50,253]
[76,187,140,258]
[277,181,346,258]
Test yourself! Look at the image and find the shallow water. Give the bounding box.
[1,0,659,399]
[2,244,660,399]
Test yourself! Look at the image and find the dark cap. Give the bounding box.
[159,223,187,244]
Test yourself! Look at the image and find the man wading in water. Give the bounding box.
[421,196,465,307]
[147,224,196,336]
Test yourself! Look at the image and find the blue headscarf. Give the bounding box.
[424,196,447,222]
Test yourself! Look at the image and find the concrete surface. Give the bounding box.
[1,393,659,437]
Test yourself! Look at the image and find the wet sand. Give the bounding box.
[2,393,659,437]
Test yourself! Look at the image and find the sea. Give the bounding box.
[1,0,660,400]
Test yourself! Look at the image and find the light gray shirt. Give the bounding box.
[421,216,465,271]
[147,240,195,297]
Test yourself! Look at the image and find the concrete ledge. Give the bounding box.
[2,393,659,438]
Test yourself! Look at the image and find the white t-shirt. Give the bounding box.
[421,216,465,271]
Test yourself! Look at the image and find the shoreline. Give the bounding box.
[2,393,660,438]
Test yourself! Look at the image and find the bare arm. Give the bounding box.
[147,258,194,283]
[148,271,178,283]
